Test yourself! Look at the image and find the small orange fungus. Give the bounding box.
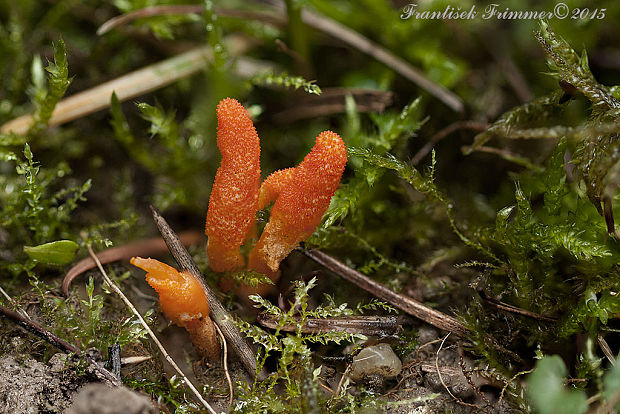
[130,257,220,360]
[205,98,261,272]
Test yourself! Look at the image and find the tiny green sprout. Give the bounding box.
[24,239,79,265]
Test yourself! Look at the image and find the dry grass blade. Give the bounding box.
[1,36,266,135]
[86,245,218,414]
[214,323,233,406]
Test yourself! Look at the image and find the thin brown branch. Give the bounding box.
[298,8,464,112]
[62,231,203,297]
[301,249,469,338]
[97,5,284,35]
[97,5,203,35]
[257,314,405,337]
[150,206,268,381]
[86,245,218,414]
[0,303,121,386]
[272,88,393,123]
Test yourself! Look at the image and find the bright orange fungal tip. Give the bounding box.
[130,257,209,325]
[205,98,261,273]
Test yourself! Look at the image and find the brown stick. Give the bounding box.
[301,249,469,338]
[0,304,121,386]
[150,207,267,380]
[62,231,203,297]
[257,314,406,337]
[98,6,285,35]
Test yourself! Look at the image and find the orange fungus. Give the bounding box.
[205,98,261,272]
[130,257,219,360]
[249,131,347,275]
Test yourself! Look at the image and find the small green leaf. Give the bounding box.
[24,240,79,265]
[527,356,588,414]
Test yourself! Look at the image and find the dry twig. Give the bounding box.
[301,249,469,338]
[97,5,283,35]
[272,88,393,123]
[477,289,557,323]
[86,245,218,414]
[257,314,405,337]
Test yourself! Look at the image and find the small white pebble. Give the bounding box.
[349,343,402,382]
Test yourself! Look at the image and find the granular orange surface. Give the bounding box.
[249,131,347,273]
[205,98,261,272]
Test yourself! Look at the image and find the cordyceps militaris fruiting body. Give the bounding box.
[130,257,220,361]
[206,98,347,292]
[205,98,261,273]
[249,131,347,277]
